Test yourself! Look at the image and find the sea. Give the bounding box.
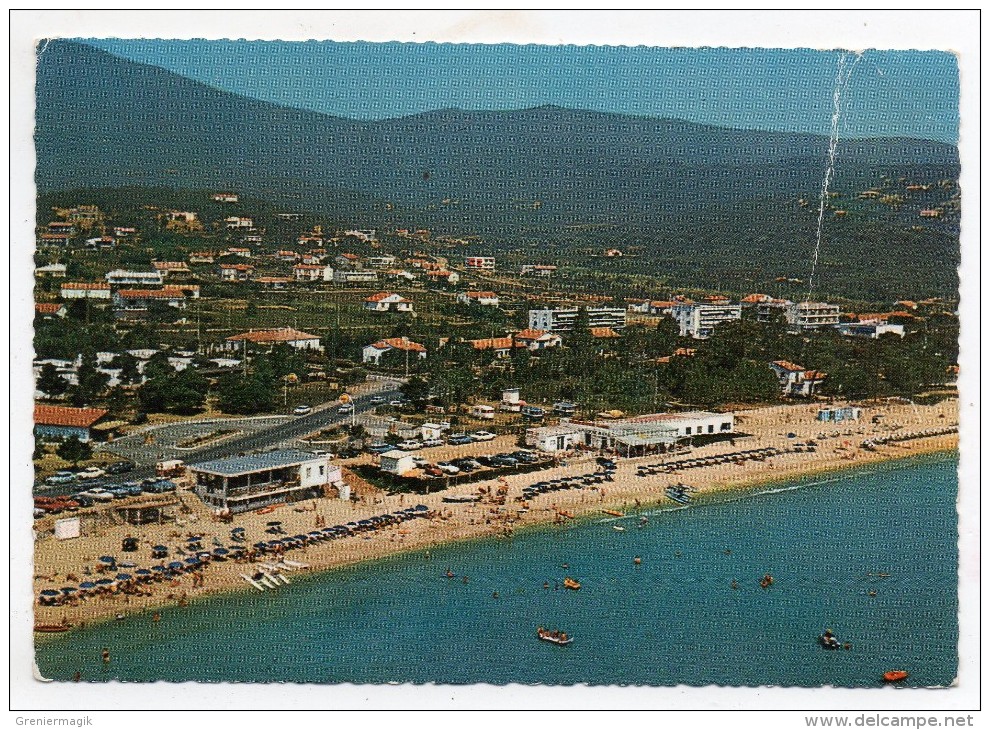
[35,453,958,687]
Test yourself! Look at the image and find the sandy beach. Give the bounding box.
[32,398,958,630]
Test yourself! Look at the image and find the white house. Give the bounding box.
[769,360,828,397]
[420,422,445,441]
[784,301,841,331]
[672,302,742,339]
[218,263,254,281]
[836,321,905,339]
[333,270,379,285]
[457,291,500,307]
[36,263,67,278]
[225,217,254,229]
[513,329,562,351]
[525,425,581,452]
[343,229,377,243]
[60,282,111,300]
[226,328,323,353]
[379,450,416,475]
[105,269,165,287]
[464,255,495,270]
[364,292,414,313]
[362,337,427,365]
[528,307,627,332]
[367,255,396,269]
[293,264,333,282]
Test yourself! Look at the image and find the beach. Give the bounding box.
[32,398,958,629]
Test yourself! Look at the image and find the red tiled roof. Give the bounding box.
[465,291,498,299]
[152,261,189,270]
[35,303,63,314]
[293,264,325,270]
[219,263,254,271]
[589,327,620,338]
[62,282,110,290]
[772,360,806,372]
[514,329,549,340]
[365,292,409,303]
[34,404,108,428]
[255,277,291,283]
[227,328,320,344]
[371,338,426,352]
[471,337,515,351]
[741,293,771,303]
[116,289,182,299]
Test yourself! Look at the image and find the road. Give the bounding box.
[36,378,405,496]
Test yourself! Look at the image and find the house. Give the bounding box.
[333,270,378,285]
[255,276,292,291]
[293,264,333,282]
[379,450,416,476]
[741,293,773,305]
[241,234,263,244]
[528,307,627,332]
[367,255,397,269]
[769,361,827,397]
[513,329,562,351]
[212,192,239,203]
[364,292,414,313]
[46,221,75,236]
[626,299,651,314]
[420,422,445,441]
[672,302,742,339]
[301,252,325,265]
[225,216,254,229]
[60,282,111,300]
[470,337,516,358]
[425,270,459,285]
[105,269,165,287]
[34,405,110,443]
[163,284,200,299]
[343,229,377,243]
[190,449,345,513]
[35,263,67,278]
[590,327,621,339]
[457,291,500,307]
[383,269,417,282]
[648,301,678,316]
[84,236,117,249]
[225,247,252,258]
[521,264,557,277]
[919,209,942,218]
[335,252,362,269]
[38,233,72,247]
[276,250,300,262]
[755,298,793,323]
[218,263,254,281]
[35,302,67,319]
[188,251,216,264]
[113,288,188,318]
[152,261,191,277]
[835,321,905,339]
[165,210,199,225]
[362,338,427,365]
[464,255,495,270]
[225,328,323,352]
[297,235,324,247]
[113,227,136,238]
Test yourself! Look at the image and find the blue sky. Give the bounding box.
[81,39,958,143]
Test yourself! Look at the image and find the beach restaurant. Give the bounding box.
[189,450,345,514]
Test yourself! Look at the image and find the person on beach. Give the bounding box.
[101,648,110,663]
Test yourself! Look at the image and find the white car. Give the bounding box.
[436,462,461,475]
[398,440,422,451]
[293,404,313,416]
[471,431,496,442]
[370,395,387,404]
[81,487,115,502]
[421,438,445,448]
[77,466,106,479]
[338,403,354,414]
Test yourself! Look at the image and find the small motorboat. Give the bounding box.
[563,577,581,590]
[818,630,845,650]
[255,505,279,515]
[537,627,574,646]
[760,574,774,589]
[883,670,909,682]
[602,509,624,517]
[33,624,71,633]
[613,525,626,532]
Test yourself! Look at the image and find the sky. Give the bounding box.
[80,39,959,144]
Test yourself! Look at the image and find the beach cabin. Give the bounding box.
[379,450,416,476]
[521,405,546,421]
[817,406,862,423]
[553,401,578,416]
[470,405,496,420]
[526,425,580,453]
[188,450,344,514]
[34,405,110,443]
[420,423,445,442]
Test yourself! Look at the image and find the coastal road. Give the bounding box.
[36,378,405,495]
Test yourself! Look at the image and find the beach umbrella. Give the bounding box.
[213,548,229,556]
[135,569,152,576]
[168,561,184,570]
[96,578,114,585]
[266,521,282,527]
[254,541,268,549]
[98,556,116,564]
[61,586,78,593]
[267,540,282,547]
[185,557,200,565]
[151,565,167,573]
[153,545,168,551]
[232,526,245,533]
[79,581,97,590]
[415,505,429,511]
[186,536,202,542]
[40,589,59,596]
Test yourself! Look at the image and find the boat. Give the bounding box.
[282,559,309,569]
[613,525,626,532]
[883,670,909,682]
[442,494,479,503]
[818,630,842,650]
[602,509,624,517]
[259,574,280,589]
[557,510,575,519]
[241,573,265,591]
[760,574,774,589]
[665,485,692,505]
[255,505,279,515]
[33,624,71,633]
[563,577,581,590]
[537,627,574,646]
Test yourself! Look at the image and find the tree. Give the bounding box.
[138,369,209,414]
[69,354,110,406]
[57,436,92,465]
[37,363,68,397]
[400,376,431,404]
[114,352,142,385]
[216,373,276,414]
[245,300,258,318]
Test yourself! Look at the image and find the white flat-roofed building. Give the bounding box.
[60,282,111,300]
[190,449,344,513]
[525,425,582,453]
[528,307,627,333]
[672,302,742,339]
[835,321,905,339]
[379,450,416,476]
[333,270,379,285]
[105,269,165,287]
[367,255,396,269]
[293,264,333,282]
[785,301,841,331]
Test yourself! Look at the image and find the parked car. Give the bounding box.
[367,442,393,454]
[389,399,406,407]
[511,450,540,464]
[447,433,473,446]
[81,487,115,502]
[105,460,136,475]
[398,440,422,451]
[421,438,444,448]
[71,494,94,508]
[424,466,444,478]
[338,403,354,414]
[77,466,106,480]
[109,487,132,500]
[145,481,177,494]
[370,395,387,404]
[450,458,477,473]
[293,404,313,416]
[474,455,497,467]
[491,455,519,468]
[436,462,461,475]
[411,456,430,468]
[33,508,46,520]
[471,431,496,442]
[45,470,77,486]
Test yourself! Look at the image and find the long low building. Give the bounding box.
[526,410,735,455]
[189,449,345,513]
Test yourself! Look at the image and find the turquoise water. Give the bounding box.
[36,455,958,686]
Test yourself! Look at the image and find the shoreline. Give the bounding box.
[32,400,959,633]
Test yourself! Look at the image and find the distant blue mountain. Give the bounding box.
[36,39,958,226]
